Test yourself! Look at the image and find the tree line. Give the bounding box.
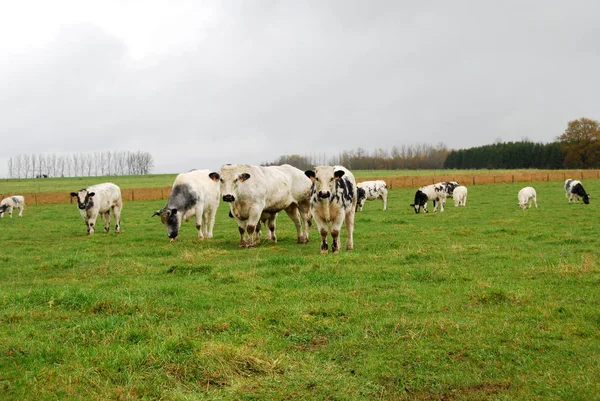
[6,151,154,179]
[266,118,600,171]
[263,142,450,171]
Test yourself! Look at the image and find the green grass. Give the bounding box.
[0,180,599,400]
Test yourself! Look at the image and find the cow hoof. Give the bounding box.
[320,249,328,255]
[170,238,178,243]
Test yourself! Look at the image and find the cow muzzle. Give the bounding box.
[318,191,330,199]
[222,194,235,202]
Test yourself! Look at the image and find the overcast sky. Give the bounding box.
[1,1,599,177]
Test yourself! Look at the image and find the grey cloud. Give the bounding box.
[2,1,600,177]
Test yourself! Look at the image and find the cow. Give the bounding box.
[152,169,220,241]
[215,164,312,248]
[0,196,25,218]
[410,183,447,213]
[356,180,388,211]
[517,186,537,209]
[305,165,357,254]
[453,186,468,207]
[70,183,123,235]
[564,179,590,204]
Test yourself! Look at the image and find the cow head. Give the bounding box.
[70,189,95,210]
[305,166,345,200]
[152,207,181,240]
[218,165,250,203]
[583,193,590,204]
[410,190,428,213]
[0,204,7,217]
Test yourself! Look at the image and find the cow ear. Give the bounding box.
[239,173,250,182]
[334,170,345,180]
[70,192,78,198]
[209,172,220,182]
[305,170,315,180]
[87,192,95,198]
[152,210,161,217]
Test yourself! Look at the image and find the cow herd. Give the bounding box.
[0,172,593,253]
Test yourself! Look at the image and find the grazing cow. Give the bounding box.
[410,183,447,213]
[0,196,25,218]
[153,169,220,241]
[356,180,388,211]
[215,164,312,247]
[70,183,123,235]
[564,179,590,204]
[305,165,357,254]
[517,187,537,209]
[453,186,468,207]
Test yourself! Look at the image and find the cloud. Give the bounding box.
[1,1,600,178]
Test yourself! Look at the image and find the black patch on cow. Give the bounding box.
[11,196,20,204]
[0,205,7,213]
[411,190,428,213]
[357,187,366,203]
[168,184,199,212]
[572,183,587,197]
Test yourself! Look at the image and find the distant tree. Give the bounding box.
[557,118,600,168]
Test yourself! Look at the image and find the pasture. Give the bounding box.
[0,179,599,400]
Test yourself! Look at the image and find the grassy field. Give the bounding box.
[0,179,599,400]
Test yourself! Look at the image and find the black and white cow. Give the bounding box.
[410,183,447,213]
[215,164,312,248]
[0,196,25,218]
[305,165,357,254]
[153,169,221,241]
[356,180,388,211]
[70,183,122,235]
[564,179,590,204]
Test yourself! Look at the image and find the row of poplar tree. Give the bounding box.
[6,151,154,179]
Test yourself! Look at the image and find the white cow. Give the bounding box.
[517,187,537,210]
[356,180,388,211]
[0,196,25,218]
[305,165,357,254]
[215,164,312,248]
[410,183,447,213]
[70,183,123,235]
[153,169,220,241]
[453,186,468,207]
[564,179,590,204]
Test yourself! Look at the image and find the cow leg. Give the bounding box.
[103,211,111,233]
[87,219,95,235]
[238,224,248,247]
[331,228,340,254]
[113,204,122,234]
[319,227,329,254]
[195,206,205,240]
[18,206,24,217]
[284,204,305,244]
[8,206,13,218]
[344,209,355,251]
[206,208,217,239]
[298,201,311,243]
[266,214,277,242]
[382,192,388,211]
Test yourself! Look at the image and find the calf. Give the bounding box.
[215,164,312,247]
[517,187,537,209]
[70,183,122,235]
[564,179,590,204]
[305,165,356,254]
[453,186,468,207]
[410,183,447,213]
[438,181,460,197]
[0,196,25,218]
[356,180,388,211]
[153,169,220,241]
